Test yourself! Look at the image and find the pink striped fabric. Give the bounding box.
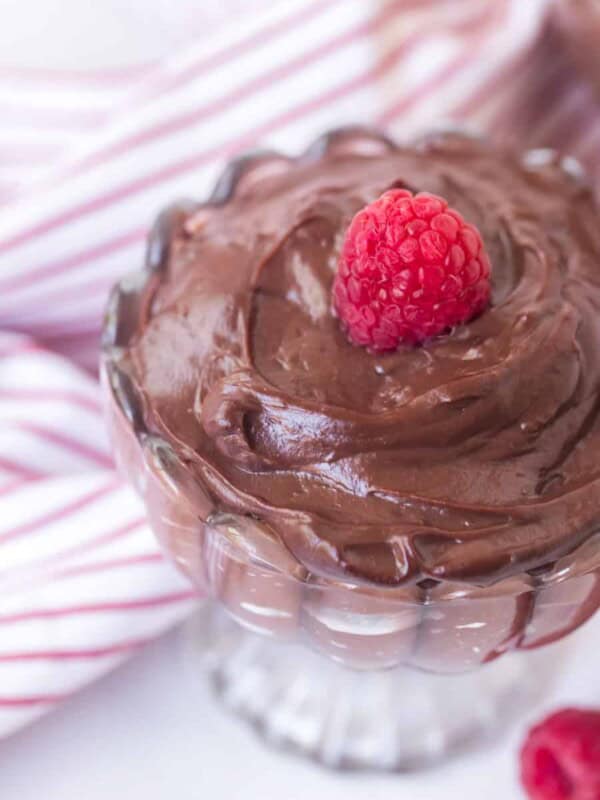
[0,0,276,208]
[0,0,598,737]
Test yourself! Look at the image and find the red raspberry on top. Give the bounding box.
[520,708,600,800]
[332,188,491,351]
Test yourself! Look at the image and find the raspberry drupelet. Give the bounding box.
[521,708,600,800]
[332,188,492,351]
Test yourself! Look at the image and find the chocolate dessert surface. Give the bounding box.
[108,128,600,588]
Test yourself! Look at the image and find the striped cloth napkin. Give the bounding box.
[0,0,597,738]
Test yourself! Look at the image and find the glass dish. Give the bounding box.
[101,127,600,770]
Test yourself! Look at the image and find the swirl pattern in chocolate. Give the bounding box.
[121,130,600,587]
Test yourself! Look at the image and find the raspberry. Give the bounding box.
[332,189,491,351]
[520,708,600,800]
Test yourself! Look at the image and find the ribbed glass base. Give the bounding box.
[183,603,563,771]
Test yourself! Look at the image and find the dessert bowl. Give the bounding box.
[101,126,600,769]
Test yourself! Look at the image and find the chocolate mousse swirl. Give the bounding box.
[122,129,600,587]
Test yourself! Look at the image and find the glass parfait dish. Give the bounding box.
[101,127,600,771]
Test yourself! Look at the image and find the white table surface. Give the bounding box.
[0,613,597,800]
[1,1,599,797]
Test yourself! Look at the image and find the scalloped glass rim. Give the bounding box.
[100,125,600,605]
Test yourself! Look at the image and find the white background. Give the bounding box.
[0,616,598,799]
[0,1,598,797]
[0,0,263,69]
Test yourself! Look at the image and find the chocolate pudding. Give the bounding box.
[102,128,600,671]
